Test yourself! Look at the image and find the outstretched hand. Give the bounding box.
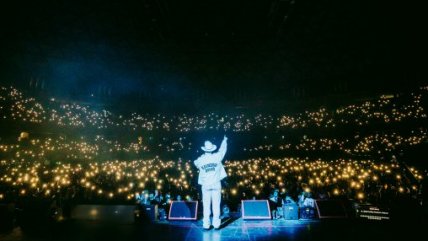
[224,135,228,141]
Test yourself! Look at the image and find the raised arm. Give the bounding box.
[216,136,228,161]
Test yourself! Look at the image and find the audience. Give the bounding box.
[0,85,427,216]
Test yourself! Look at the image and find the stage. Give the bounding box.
[1,216,426,241]
[159,218,319,241]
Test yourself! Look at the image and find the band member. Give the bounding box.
[269,188,283,219]
[194,136,228,230]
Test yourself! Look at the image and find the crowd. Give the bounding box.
[0,85,427,215]
[1,86,426,132]
[0,154,425,207]
[0,129,426,165]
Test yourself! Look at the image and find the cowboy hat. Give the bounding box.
[201,140,217,152]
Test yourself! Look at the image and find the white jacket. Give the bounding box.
[194,138,228,186]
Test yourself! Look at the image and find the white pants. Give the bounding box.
[201,182,221,228]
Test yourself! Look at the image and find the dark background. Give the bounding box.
[0,0,426,111]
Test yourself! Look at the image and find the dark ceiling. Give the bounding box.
[0,0,426,107]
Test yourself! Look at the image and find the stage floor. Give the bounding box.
[161,218,319,241]
[0,217,426,241]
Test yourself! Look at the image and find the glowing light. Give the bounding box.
[90,209,98,216]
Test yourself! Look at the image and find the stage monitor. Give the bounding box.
[168,201,198,220]
[241,200,271,220]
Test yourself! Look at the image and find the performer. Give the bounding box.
[194,135,228,230]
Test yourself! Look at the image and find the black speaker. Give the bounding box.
[0,204,14,232]
[314,199,347,218]
[71,205,136,224]
[136,204,158,222]
[299,207,316,219]
[168,201,198,220]
[241,200,271,220]
[283,202,299,220]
